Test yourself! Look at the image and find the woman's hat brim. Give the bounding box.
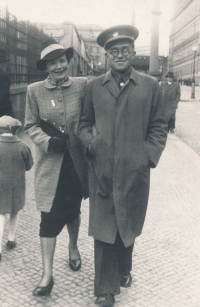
[36,48,74,71]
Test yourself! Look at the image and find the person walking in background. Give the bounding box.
[79,25,167,306]
[25,39,88,297]
[0,116,33,261]
[161,71,181,133]
[0,50,14,117]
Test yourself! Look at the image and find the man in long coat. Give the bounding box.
[161,71,181,133]
[79,25,168,306]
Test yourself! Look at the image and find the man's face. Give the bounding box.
[106,40,135,72]
[167,77,173,82]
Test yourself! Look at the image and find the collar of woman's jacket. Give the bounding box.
[44,75,72,89]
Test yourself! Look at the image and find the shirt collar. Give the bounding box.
[111,67,132,84]
[101,67,138,85]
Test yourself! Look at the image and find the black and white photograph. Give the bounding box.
[0,0,200,306]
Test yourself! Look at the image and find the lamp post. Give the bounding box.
[191,46,198,99]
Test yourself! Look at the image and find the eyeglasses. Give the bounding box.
[108,47,134,57]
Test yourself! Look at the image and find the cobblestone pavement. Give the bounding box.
[1,99,200,306]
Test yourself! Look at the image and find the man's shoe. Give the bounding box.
[170,128,174,133]
[120,274,132,288]
[6,240,16,250]
[95,294,115,306]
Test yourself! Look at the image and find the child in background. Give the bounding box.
[0,116,33,260]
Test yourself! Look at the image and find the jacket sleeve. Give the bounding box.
[21,143,34,171]
[78,81,95,155]
[146,81,168,168]
[25,85,51,153]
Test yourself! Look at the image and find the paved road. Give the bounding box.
[179,85,200,102]
[1,90,200,306]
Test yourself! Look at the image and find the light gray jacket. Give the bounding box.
[25,77,88,212]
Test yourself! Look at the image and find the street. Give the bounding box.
[1,87,200,307]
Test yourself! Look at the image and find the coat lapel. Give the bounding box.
[163,81,175,93]
[101,70,120,98]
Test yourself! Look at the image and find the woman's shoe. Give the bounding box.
[33,277,54,296]
[6,240,16,250]
[69,252,82,271]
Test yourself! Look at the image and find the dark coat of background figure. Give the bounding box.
[161,81,181,123]
[0,72,13,117]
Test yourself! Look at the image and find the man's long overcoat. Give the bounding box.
[79,69,167,247]
[161,81,181,121]
[25,77,88,213]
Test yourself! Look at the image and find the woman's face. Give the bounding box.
[46,54,68,82]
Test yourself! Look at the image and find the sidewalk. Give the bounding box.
[180,85,200,102]
[0,134,200,307]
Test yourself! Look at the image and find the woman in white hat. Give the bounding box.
[25,39,88,296]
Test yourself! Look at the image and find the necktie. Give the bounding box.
[119,79,124,90]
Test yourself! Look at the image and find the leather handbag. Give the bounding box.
[40,118,68,139]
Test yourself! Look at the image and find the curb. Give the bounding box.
[180,99,200,102]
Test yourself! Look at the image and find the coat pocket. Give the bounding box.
[90,136,113,198]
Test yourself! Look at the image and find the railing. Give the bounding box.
[0,5,49,85]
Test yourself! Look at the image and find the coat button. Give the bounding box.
[57,86,61,90]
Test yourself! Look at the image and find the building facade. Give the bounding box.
[76,25,106,74]
[169,0,200,85]
[132,55,168,80]
[0,5,49,85]
[41,22,93,77]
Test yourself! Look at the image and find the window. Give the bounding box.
[0,33,6,42]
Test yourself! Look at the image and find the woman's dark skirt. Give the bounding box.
[40,150,82,238]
